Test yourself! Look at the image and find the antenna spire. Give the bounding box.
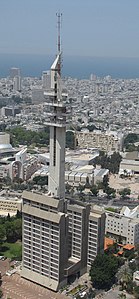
[56,12,62,76]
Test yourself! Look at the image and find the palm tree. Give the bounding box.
[120,267,132,291]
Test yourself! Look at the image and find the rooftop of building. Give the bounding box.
[121,159,139,165]
[104,237,115,251]
[120,205,139,218]
[123,244,135,250]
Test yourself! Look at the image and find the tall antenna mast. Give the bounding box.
[56,12,62,76]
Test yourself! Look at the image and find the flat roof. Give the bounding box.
[22,190,60,208]
[121,159,139,165]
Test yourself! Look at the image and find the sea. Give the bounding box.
[0,53,139,79]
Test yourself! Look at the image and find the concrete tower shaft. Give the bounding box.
[44,54,67,199]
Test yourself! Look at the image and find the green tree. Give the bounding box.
[124,133,139,148]
[66,131,75,149]
[120,268,133,292]
[5,221,15,242]
[134,285,139,299]
[103,175,109,191]
[119,188,131,199]
[0,288,3,298]
[65,183,72,194]
[33,175,48,186]
[77,184,85,194]
[105,187,116,198]
[90,185,99,196]
[10,243,22,260]
[94,152,122,174]
[87,124,97,132]
[7,126,50,147]
[105,243,118,255]
[16,210,22,219]
[0,224,6,244]
[87,288,96,298]
[5,218,22,242]
[109,152,122,173]
[85,177,91,188]
[13,218,22,241]
[90,254,120,290]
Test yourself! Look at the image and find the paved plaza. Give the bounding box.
[1,274,69,299]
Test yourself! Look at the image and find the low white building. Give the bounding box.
[94,168,109,184]
[105,206,139,245]
[0,191,22,216]
[119,159,139,175]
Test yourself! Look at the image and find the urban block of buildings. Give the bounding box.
[0,133,40,181]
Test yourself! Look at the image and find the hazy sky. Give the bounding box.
[0,0,139,57]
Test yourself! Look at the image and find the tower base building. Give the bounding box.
[22,191,105,291]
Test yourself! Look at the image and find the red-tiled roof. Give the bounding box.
[123,244,135,251]
[104,237,115,251]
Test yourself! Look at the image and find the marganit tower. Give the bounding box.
[21,14,105,292]
[47,13,66,200]
[21,14,69,291]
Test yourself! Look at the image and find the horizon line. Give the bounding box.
[0,52,139,60]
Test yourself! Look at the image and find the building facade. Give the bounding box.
[105,207,139,245]
[22,191,68,291]
[88,206,106,268]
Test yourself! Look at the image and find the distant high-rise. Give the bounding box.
[10,67,21,78]
[13,75,21,92]
[42,70,51,90]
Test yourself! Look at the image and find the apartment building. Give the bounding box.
[76,130,123,152]
[67,200,90,276]
[22,190,105,290]
[88,205,105,268]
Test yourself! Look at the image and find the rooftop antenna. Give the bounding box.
[56,12,62,76]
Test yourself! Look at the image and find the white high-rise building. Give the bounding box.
[10,67,21,78]
[42,70,51,90]
[13,75,21,92]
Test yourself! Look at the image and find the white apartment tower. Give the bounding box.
[42,70,51,90]
[13,75,21,92]
[10,67,21,78]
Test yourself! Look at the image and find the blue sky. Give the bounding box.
[0,0,139,57]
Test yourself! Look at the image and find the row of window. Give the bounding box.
[24,262,58,280]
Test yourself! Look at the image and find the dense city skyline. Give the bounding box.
[0,0,139,58]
